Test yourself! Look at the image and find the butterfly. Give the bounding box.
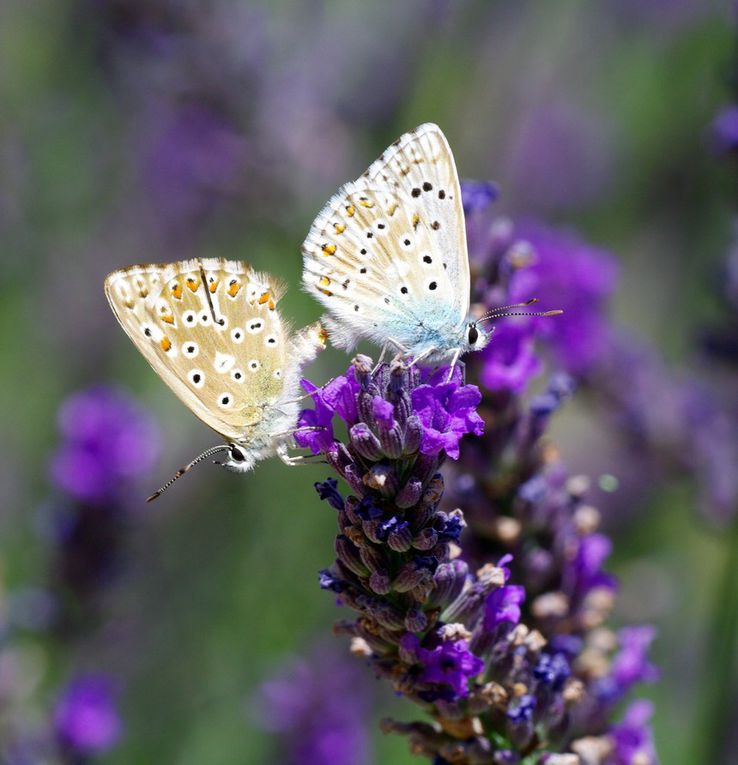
[302,123,559,373]
[104,258,327,500]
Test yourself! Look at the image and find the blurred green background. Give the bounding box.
[1,1,736,763]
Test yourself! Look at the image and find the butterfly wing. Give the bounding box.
[302,123,469,352]
[104,259,293,442]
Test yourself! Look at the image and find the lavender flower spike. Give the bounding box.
[301,357,604,763]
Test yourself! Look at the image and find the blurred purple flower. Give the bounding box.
[54,674,122,756]
[461,180,499,215]
[610,627,659,692]
[709,105,738,155]
[140,103,248,237]
[509,221,619,376]
[609,700,659,765]
[49,386,160,505]
[506,99,616,212]
[479,323,542,394]
[257,644,371,765]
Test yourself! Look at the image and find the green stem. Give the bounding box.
[693,519,738,764]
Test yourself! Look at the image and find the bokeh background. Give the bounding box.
[1,1,737,763]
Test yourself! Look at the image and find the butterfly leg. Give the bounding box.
[276,442,326,467]
[270,426,326,439]
[280,378,337,407]
[445,348,462,383]
[407,348,434,369]
[371,345,389,373]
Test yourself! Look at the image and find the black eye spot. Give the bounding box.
[438,190,446,199]
[431,221,440,230]
[422,181,432,191]
[187,345,194,352]
[366,232,373,238]
[222,396,229,404]
[235,332,241,339]
[354,305,359,311]
[468,325,479,345]
[186,315,194,323]
[218,318,225,325]
[377,223,385,229]
[429,281,437,291]
[234,372,242,379]
[230,446,245,461]
[403,238,411,246]
[411,188,421,197]
[201,314,209,322]
[423,255,432,264]
[384,297,390,304]
[193,373,201,383]
[144,328,151,336]
[400,286,408,294]
[443,263,448,270]
[360,267,367,274]
[360,248,367,255]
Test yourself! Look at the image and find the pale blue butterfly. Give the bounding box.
[302,123,559,373]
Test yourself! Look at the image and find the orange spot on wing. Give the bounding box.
[334,223,346,234]
[359,198,374,208]
[388,203,398,217]
[258,291,271,305]
[319,276,331,287]
[412,213,420,229]
[227,280,241,297]
[186,276,199,292]
[171,283,183,300]
[268,299,276,311]
[161,314,174,325]
[209,279,219,293]
[345,205,355,217]
[160,336,172,352]
[322,244,337,256]
[318,288,333,297]
[317,327,329,344]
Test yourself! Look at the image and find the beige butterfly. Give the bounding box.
[104,258,327,499]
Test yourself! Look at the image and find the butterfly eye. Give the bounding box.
[229,446,246,462]
[468,324,479,345]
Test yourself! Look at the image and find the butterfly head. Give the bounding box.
[220,444,257,473]
[461,319,491,355]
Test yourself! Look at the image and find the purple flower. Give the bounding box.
[609,700,659,765]
[709,105,738,155]
[411,382,484,459]
[257,643,372,765]
[295,380,337,454]
[483,583,525,632]
[54,675,122,756]
[401,634,484,699]
[49,386,160,504]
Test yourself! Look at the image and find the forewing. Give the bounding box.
[104,258,290,442]
[302,123,469,349]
